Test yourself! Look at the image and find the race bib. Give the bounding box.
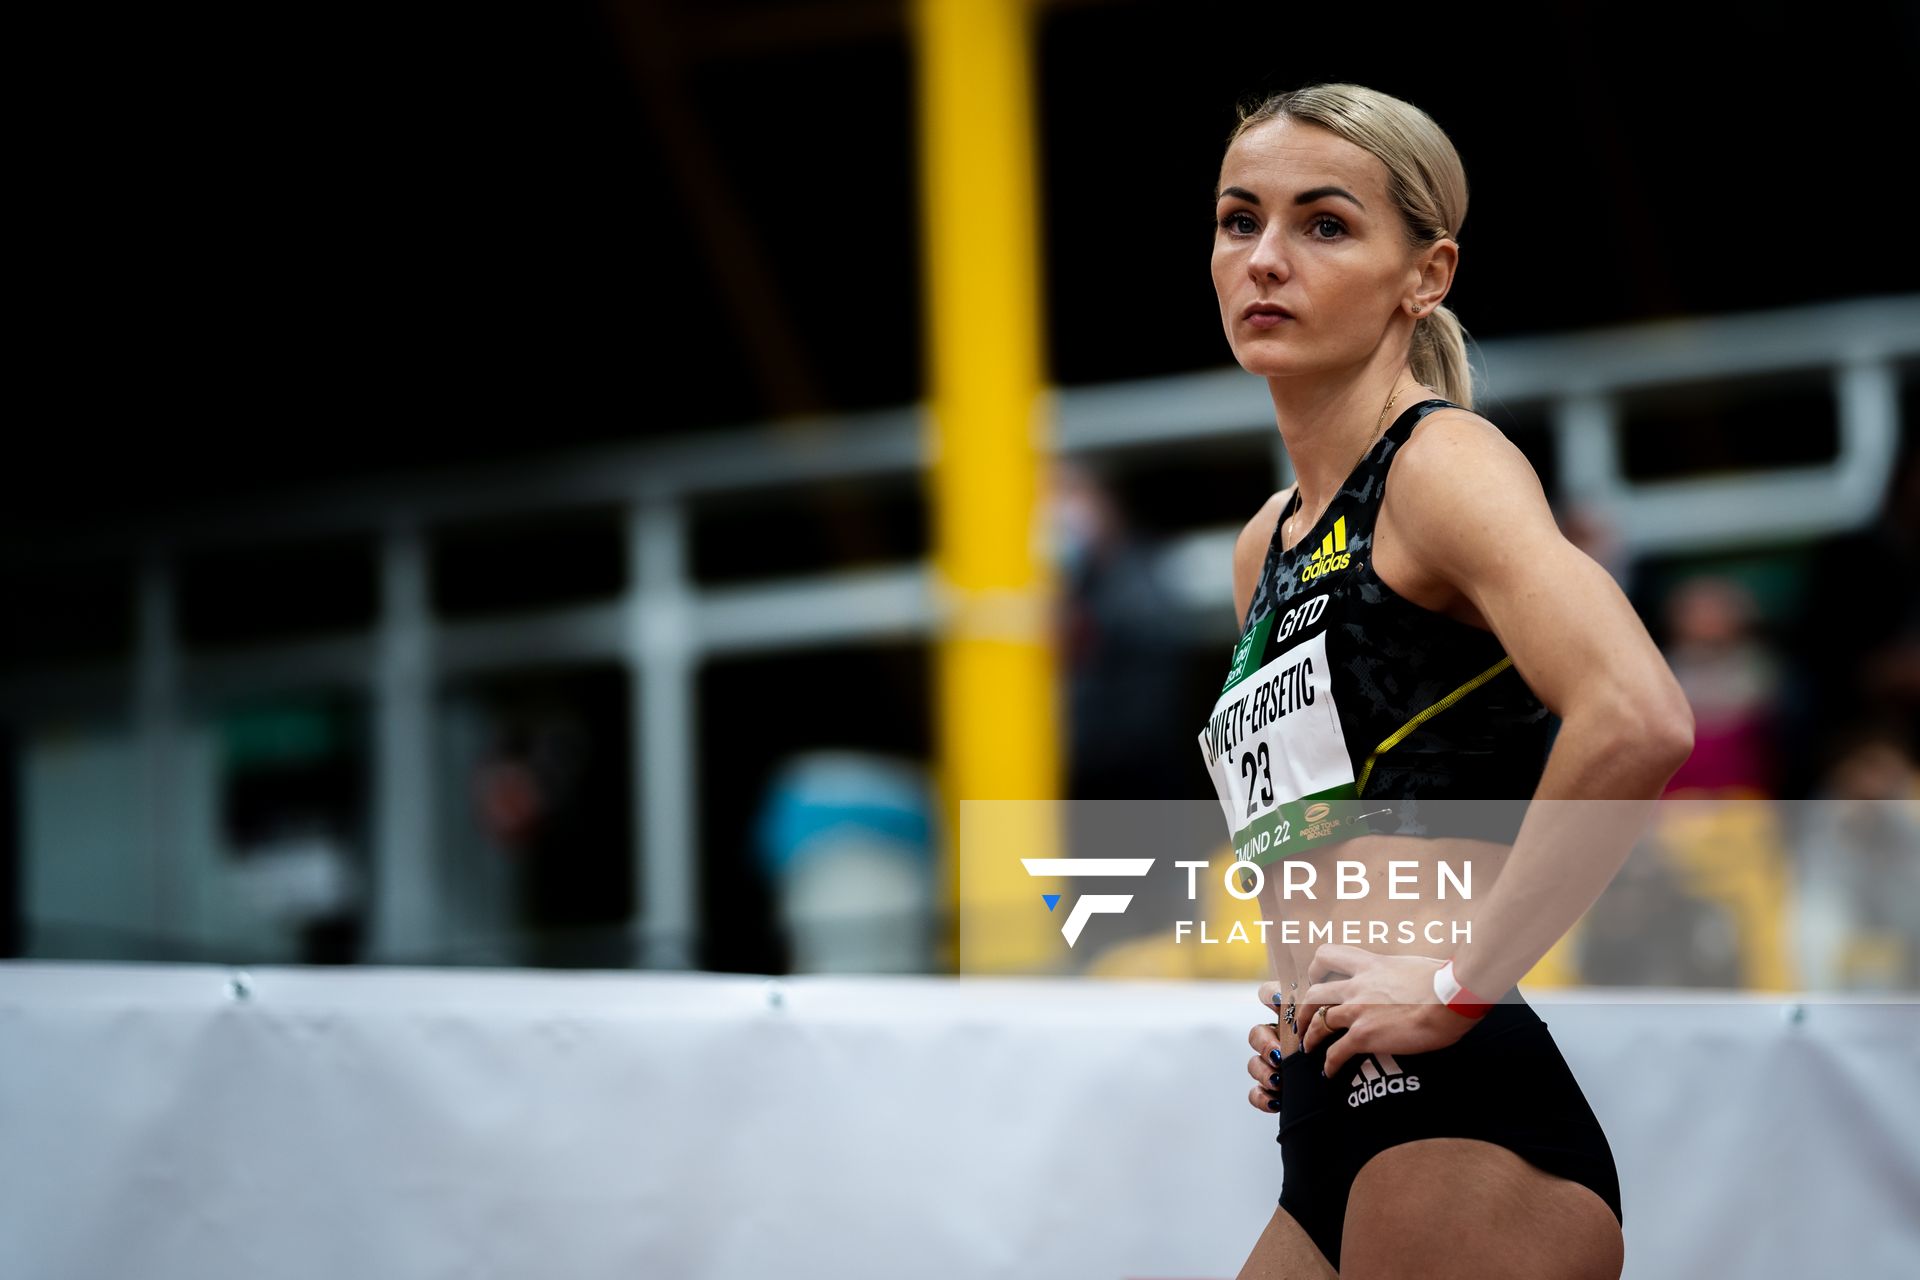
[1198,614,1378,866]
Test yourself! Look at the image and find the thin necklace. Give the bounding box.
[1284,380,1413,550]
[1275,383,1407,1045]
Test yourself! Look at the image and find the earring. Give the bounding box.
[1411,304,1423,314]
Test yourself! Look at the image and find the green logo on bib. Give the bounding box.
[1222,613,1275,694]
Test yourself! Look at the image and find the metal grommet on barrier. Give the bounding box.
[227,971,253,1002]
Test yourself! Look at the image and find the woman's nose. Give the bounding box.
[1247,227,1288,282]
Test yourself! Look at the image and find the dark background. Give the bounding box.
[17,0,1919,542]
[11,0,1919,974]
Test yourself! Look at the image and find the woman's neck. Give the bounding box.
[1268,368,1425,520]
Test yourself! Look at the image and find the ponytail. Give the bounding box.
[1411,303,1473,411]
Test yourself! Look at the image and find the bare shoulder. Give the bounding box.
[1394,406,1534,475]
[1382,405,1693,744]
[1232,485,1295,626]
[1382,406,1575,615]
[1386,407,1557,541]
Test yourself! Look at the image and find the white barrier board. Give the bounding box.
[1,964,1915,1279]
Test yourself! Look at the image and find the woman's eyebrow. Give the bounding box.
[1213,183,1367,212]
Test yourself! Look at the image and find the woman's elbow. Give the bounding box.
[1632,685,1696,772]
[1578,683,1694,771]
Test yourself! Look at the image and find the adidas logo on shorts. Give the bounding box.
[1347,1052,1422,1108]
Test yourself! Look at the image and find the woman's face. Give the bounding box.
[1211,118,1432,377]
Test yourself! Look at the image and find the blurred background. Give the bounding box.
[7,0,1918,989]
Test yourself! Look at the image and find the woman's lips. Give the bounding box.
[1246,311,1291,329]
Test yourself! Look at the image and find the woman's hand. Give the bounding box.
[1292,944,1481,1079]
[1245,986,1289,1114]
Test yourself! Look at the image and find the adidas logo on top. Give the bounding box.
[1347,1051,1422,1107]
[1299,515,1353,583]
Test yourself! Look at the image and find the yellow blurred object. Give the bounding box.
[1837,930,1909,989]
[1522,920,1585,989]
[1654,788,1795,990]
[912,0,1059,974]
[1086,843,1270,980]
[956,801,1068,973]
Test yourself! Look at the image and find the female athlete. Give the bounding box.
[1199,84,1696,1278]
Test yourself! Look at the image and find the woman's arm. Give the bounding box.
[1296,412,1694,1073]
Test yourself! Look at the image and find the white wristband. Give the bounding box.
[1433,957,1491,1017]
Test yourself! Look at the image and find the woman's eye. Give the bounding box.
[1310,215,1347,239]
[1219,211,1256,235]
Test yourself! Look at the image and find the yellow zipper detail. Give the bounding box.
[1356,656,1514,797]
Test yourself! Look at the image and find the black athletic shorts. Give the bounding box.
[1275,991,1622,1271]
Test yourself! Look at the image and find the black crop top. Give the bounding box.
[1198,398,1554,861]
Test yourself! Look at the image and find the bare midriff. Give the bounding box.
[1258,830,1514,1055]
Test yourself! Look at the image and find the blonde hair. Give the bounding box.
[1228,83,1474,409]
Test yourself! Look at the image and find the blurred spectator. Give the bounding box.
[1047,459,1189,799]
[472,676,632,968]
[754,751,935,973]
[1781,442,1920,796]
[220,701,366,964]
[1792,726,1920,991]
[1661,575,1783,795]
[1577,836,1743,988]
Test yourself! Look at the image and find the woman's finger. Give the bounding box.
[1248,1019,1288,1066]
[1248,1083,1282,1113]
[1291,977,1352,1036]
[1307,942,1372,984]
[1322,1014,1366,1080]
[1247,1053,1285,1092]
[1301,1002,1339,1055]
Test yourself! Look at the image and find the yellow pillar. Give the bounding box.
[910,0,1062,973]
